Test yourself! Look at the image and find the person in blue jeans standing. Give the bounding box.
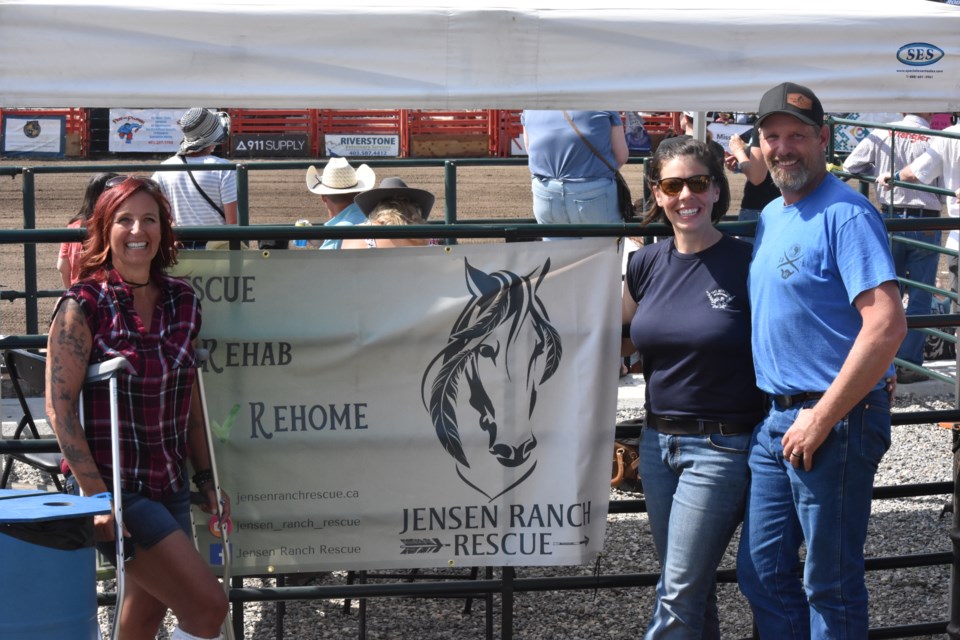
[739,82,907,639]
[522,110,628,238]
[843,112,942,383]
[623,137,765,638]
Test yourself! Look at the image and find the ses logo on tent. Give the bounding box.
[896,43,944,67]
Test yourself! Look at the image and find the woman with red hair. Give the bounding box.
[45,176,229,640]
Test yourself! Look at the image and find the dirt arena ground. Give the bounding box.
[0,158,740,337]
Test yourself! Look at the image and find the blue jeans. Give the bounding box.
[531,176,620,240]
[887,217,941,365]
[639,426,752,639]
[737,208,761,245]
[737,389,891,639]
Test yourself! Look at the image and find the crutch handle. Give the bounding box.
[85,356,133,383]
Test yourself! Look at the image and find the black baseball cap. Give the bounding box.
[756,82,824,128]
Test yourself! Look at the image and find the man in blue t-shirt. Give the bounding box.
[737,82,907,639]
[304,158,376,250]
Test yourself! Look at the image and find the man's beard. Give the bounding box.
[768,158,812,193]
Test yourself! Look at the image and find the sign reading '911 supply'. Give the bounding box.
[232,133,310,158]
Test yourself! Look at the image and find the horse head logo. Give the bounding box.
[421,258,562,500]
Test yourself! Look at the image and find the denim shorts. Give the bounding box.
[65,475,192,565]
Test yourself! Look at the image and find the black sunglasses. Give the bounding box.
[655,175,714,196]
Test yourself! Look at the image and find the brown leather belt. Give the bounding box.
[646,413,756,436]
[769,392,824,409]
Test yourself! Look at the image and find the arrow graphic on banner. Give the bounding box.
[553,536,589,547]
[400,538,445,554]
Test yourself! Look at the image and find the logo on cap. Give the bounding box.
[786,94,813,110]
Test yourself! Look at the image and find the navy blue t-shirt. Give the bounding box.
[626,234,765,423]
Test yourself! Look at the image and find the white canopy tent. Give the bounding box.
[0,0,958,111]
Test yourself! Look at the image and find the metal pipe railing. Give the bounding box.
[5,142,960,637]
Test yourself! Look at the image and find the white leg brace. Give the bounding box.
[171,627,222,640]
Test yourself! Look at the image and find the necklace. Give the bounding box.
[123,279,150,290]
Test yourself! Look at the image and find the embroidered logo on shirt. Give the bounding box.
[778,244,803,280]
[706,289,734,309]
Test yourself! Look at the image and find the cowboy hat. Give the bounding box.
[354,177,435,219]
[178,108,228,155]
[306,158,376,195]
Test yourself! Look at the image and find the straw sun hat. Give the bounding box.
[305,158,376,195]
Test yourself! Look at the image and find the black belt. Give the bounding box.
[646,413,755,436]
[889,207,940,218]
[769,392,824,409]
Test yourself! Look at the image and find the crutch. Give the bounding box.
[192,348,235,640]
[82,355,134,640]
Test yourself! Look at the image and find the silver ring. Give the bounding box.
[790,452,802,458]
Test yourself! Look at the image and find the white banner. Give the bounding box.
[1,115,64,157]
[4,2,957,111]
[108,108,186,153]
[175,240,622,574]
[707,123,753,153]
[510,135,527,157]
[324,134,400,157]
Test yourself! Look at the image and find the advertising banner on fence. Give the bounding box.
[232,133,310,158]
[1,115,64,157]
[176,239,622,575]
[324,134,400,157]
[108,108,185,153]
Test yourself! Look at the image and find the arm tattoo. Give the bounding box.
[47,301,96,474]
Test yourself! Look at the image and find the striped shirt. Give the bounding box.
[59,270,202,499]
[152,154,237,227]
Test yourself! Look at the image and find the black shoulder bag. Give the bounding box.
[180,155,226,219]
[562,111,635,221]
[179,157,260,248]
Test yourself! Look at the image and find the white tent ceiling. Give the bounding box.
[1,1,958,111]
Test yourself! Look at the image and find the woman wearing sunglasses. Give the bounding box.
[45,176,229,640]
[623,138,765,638]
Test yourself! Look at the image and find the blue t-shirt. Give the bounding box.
[627,234,765,423]
[522,110,622,181]
[320,202,367,250]
[749,174,897,395]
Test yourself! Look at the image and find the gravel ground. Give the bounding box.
[4,388,955,639]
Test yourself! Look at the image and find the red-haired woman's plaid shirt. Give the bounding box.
[58,270,202,500]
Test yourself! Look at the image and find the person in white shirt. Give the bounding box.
[152,108,237,249]
[878,113,960,310]
[844,113,942,382]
